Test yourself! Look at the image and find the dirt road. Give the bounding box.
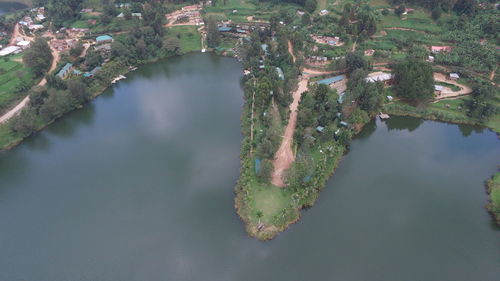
[433,73,472,100]
[0,41,60,124]
[271,78,308,187]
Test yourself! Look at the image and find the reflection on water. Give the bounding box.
[0,2,27,15]
[0,54,499,281]
[385,115,424,132]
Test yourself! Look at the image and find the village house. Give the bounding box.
[16,40,30,49]
[434,85,444,95]
[311,34,343,46]
[449,73,459,80]
[364,49,375,56]
[365,72,394,85]
[56,63,73,79]
[319,9,329,16]
[297,10,305,16]
[317,75,346,87]
[96,35,113,44]
[0,46,21,56]
[427,55,435,62]
[431,45,452,53]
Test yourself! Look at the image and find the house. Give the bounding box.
[117,12,142,18]
[434,85,444,94]
[449,73,459,80]
[427,55,435,62]
[431,45,452,53]
[317,75,346,86]
[365,72,394,85]
[218,27,232,32]
[96,35,113,44]
[364,49,375,56]
[56,63,73,79]
[316,126,325,133]
[0,46,21,56]
[319,9,329,16]
[80,8,93,13]
[36,14,46,21]
[261,44,269,55]
[28,24,44,30]
[297,10,305,16]
[276,67,284,80]
[387,95,394,102]
[94,43,112,53]
[84,66,102,78]
[16,40,30,49]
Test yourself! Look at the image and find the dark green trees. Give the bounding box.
[206,16,220,48]
[393,59,434,103]
[22,38,53,77]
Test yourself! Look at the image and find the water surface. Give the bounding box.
[0,53,499,281]
[0,2,27,15]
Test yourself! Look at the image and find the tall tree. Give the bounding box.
[206,16,220,48]
[23,38,53,77]
[393,58,434,103]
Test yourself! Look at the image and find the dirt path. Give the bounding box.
[271,78,308,187]
[385,27,428,34]
[434,72,472,100]
[9,23,21,45]
[0,40,60,124]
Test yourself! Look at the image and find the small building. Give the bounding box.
[387,95,394,102]
[260,44,269,55]
[317,75,346,86]
[365,72,393,85]
[431,45,452,53]
[96,35,113,44]
[56,63,73,79]
[84,66,102,78]
[449,73,459,80]
[364,49,375,56]
[0,46,21,56]
[297,10,305,16]
[319,9,329,16]
[218,27,231,32]
[16,40,30,49]
[427,55,435,63]
[36,14,46,21]
[434,85,444,94]
[316,126,325,133]
[276,67,284,80]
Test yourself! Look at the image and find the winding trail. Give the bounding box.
[433,73,472,100]
[271,41,334,187]
[0,39,59,124]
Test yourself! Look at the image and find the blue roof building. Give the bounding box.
[261,44,269,55]
[84,66,102,78]
[56,63,73,79]
[218,27,231,32]
[96,35,113,43]
[317,75,346,86]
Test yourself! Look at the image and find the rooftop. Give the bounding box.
[317,75,345,85]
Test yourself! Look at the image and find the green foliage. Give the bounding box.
[393,58,434,103]
[69,42,84,57]
[22,38,53,77]
[464,84,498,122]
[486,171,500,225]
[304,0,317,13]
[207,16,220,48]
[10,107,37,136]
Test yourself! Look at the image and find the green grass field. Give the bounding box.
[249,181,293,224]
[169,26,201,53]
[0,55,34,115]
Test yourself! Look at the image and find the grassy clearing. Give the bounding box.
[384,98,500,134]
[380,11,443,34]
[249,182,293,224]
[0,55,34,115]
[169,26,201,53]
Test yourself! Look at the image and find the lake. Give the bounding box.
[0,2,27,15]
[0,53,499,281]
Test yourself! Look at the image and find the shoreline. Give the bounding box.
[0,51,201,152]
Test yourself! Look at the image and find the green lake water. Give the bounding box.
[0,53,499,280]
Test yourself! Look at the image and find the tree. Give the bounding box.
[345,51,370,75]
[69,42,84,57]
[393,58,434,103]
[305,0,317,13]
[67,79,89,104]
[256,159,273,181]
[162,36,181,54]
[431,6,443,20]
[464,85,497,122]
[23,38,53,77]
[206,16,220,48]
[85,50,103,69]
[395,5,406,17]
[10,107,37,136]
